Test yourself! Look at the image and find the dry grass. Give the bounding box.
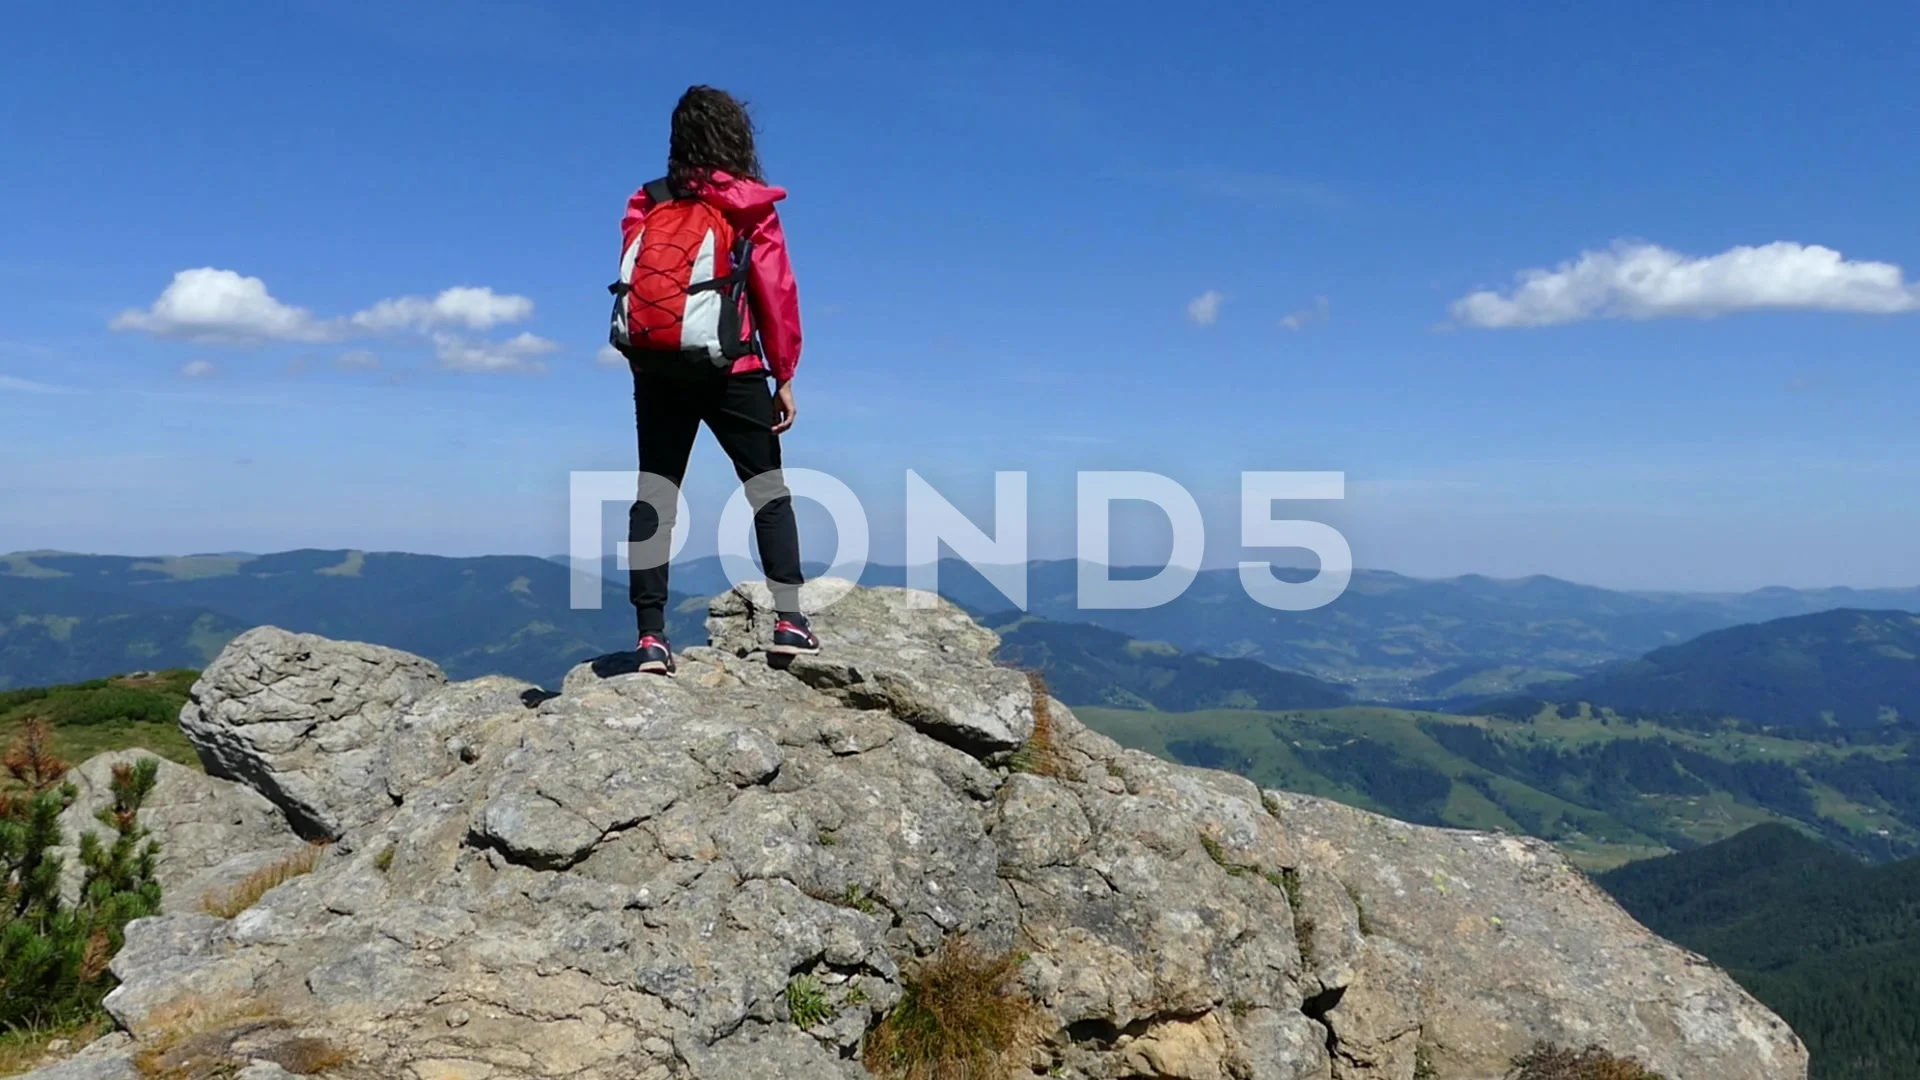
[200,844,326,919]
[0,1016,110,1077]
[1509,1043,1668,1080]
[130,997,280,1079]
[1007,671,1067,779]
[128,995,350,1079]
[864,937,1044,1080]
[259,1036,351,1075]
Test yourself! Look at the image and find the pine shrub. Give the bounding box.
[0,721,162,1030]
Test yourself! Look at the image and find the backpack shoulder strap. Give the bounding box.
[643,178,677,205]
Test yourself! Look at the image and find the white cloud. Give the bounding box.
[1281,296,1331,331]
[113,270,550,375]
[1186,290,1224,327]
[351,286,535,333]
[433,332,558,374]
[0,374,76,394]
[111,268,337,344]
[180,360,217,379]
[1451,241,1920,328]
[596,344,626,367]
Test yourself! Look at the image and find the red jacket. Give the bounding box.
[621,172,803,382]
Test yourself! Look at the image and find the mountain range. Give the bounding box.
[942,559,1920,701]
[0,549,703,688]
[7,548,1917,866]
[10,548,1920,698]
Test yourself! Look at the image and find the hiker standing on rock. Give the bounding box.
[608,86,819,676]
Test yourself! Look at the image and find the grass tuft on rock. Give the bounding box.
[1275,867,1304,908]
[841,883,882,916]
[1199,831,1258,878]
[1006,672,1067,779]
[200,844,325,920]
[129,997,279,1079]
[864,937,1042,1080]
[1344,881,1374,936]
[1508,1042,1667,1080]
[261,1035,351,1075]
[786,974,835,1029]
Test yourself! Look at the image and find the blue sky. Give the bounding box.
[3,1,1917,590]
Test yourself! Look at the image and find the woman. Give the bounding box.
[610,86,818,676]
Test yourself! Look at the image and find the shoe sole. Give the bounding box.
[766,643,821,656]
[636,660,675,676]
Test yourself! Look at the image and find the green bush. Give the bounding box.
[41,686,180,728]
[0,721,162,1030]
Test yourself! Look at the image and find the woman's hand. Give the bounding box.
[771,380,798,434]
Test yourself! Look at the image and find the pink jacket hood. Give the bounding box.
[683,171,787,211]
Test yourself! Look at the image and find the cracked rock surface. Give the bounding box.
[26,584,1806,1079]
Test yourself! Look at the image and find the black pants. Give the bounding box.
[629,369,804,634]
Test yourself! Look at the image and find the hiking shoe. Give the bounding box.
[635,634,676,676]
[768,614,820,656]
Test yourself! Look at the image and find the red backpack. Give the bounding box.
[608,178,758,372]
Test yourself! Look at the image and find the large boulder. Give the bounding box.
[178,627,448,840]
[23,585,1805,1080]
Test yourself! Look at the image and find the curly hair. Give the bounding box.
[667,86,763,193]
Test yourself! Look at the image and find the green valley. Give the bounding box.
[1075,702,1920,868]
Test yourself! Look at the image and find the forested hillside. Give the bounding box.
[1547,609,1920,731]
[990,615,1350,711]
[1600,825,1920,1080]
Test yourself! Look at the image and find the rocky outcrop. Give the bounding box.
[1266,793,1807,1078]
[54,749,307,914]
[708,581,1035,752]
[26,584,1805,1080]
